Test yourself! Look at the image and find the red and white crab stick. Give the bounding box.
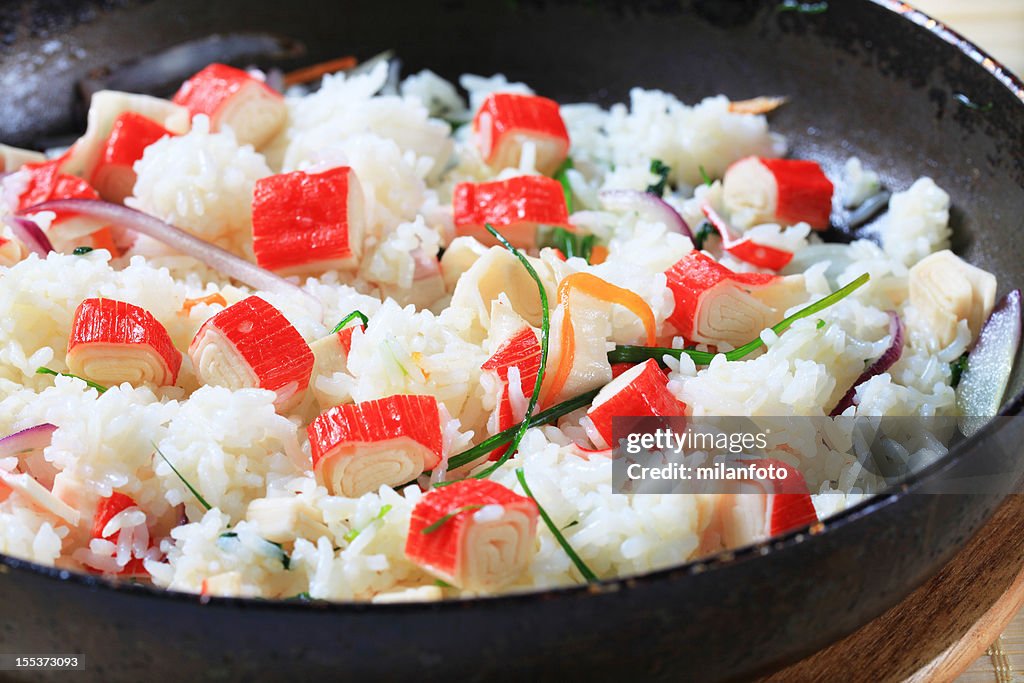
[16,161,119,254]
[172,63,287,148]
[664,250,799,347]
[481,326,542,460]
[308,394,444,498]
[251,166,366,274]
[89,491,149,577]
[453,175,571,249]
[405,478,539,591]
[703,459,818,551]
[472,93,570,175]
[722,157,834,230]
[584,359,688,450]
[188,295,314,411]
[67,298,182,387]
[90,112,174,203]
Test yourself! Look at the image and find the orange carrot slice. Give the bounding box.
[545,273,656,406]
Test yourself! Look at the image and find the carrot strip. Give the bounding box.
[179,293,227,316]
[283,56,358,87]
[545,273,656,405]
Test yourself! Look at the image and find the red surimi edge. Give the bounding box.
[405,478,538,580]
[701,204,793,271]
[737,458,818,536]
[68,298,183,385]
[452,175,571,248]
[472,93,569,174]
[189,295,314,397]
[91,491,138,540]
[585,359,688,449]
[664,250,778,338]
[480,327,542,460]
[251,166,364,274]
[172,63,279,119]
[90,112,173,203]
[308,394,444,470]
[758,158,834,230]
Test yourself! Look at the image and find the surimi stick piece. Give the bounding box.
[172,63,287,148]
[701,204,793,271]
[583,359,688,449]
[405,478,539,591]
[723,156,834,230]
[0,238,25,267]
[309,323,362,407]
[308,394,444,498]
[251,167,366,275]
[701,459,817,552]
[0,470,80,526]
[481,326,542,460]
[664,250,804,347]
[15,161,120,255]
[909,249,997,347]
[0,144,46,172]
[59,90,191,179]
[90,112,174,203]
[67,298,182,387]
[472,93,570,175]
[453,176,571,249]
[188,295,314,411]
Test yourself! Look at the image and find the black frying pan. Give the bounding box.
[2,1,1024,681]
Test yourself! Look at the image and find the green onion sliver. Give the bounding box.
[608,272,869,365]
[331,310,369,334]
[152,442,212,511]
[515,467,597,583]
[36,366,108,393]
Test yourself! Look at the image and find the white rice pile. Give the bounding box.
[0,62,974,601]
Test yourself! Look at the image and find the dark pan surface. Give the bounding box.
[1,1,1024,681]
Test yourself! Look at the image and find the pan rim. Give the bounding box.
[2,0,1024,612]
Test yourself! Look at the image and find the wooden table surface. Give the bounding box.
[911,0,1024,78]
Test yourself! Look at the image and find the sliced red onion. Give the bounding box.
[957,289,1022,437]
[598,189,693,239]
[0,423,57,460]
[4,215,53,257]
[26,199,322,318]
[830,311,905,416]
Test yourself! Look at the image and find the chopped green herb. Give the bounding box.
[699,165,712,188]
[646,159,671,197]
[434,579,453,588]
[776,0,829,14]
[444,388,601,471]
[608,273,870,365]
[692,221,716,251]
[421,504,485,534]
[331,310,369,334]
[153,442,212,511]
[816,319,826,330]
[515,468,597,583]
[954,93,994,112]
[469,224,552,480]
[562,520,580,531]
[543,227,601,265]
[290,591,312,601]
[950,353,969,388]
[36,366,108,393]
[553,157,575,214]
[343,504,393,542]
[218,532,290,569]
[72,246,94,255]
